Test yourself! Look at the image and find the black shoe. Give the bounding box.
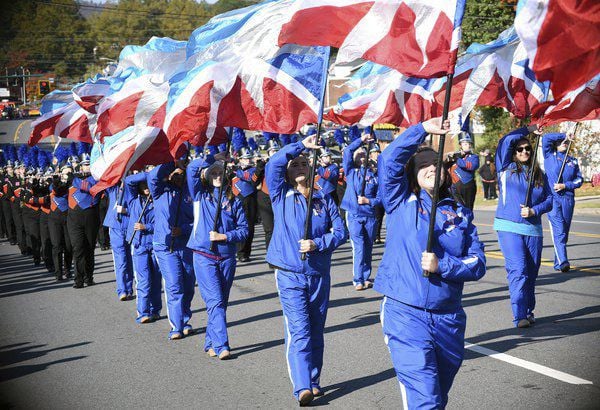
[238,256,250,263]
[73,283,84,289]
[85,280,96,287]
[33,259,41,266]
[64,270,73,279]
[56,275,65,282]
[9,241,16,246]
[560,263,571,273]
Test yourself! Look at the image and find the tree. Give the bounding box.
[462,0,517,48]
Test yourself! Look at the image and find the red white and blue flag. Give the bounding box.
[532,74,600,126]
[278,0,466,77]
[29,101,94,146]
[164,1,329,154]
[72,75,112,114]
[325,27,549,127]
[515,0,600,99]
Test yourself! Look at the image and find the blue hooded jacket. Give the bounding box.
[103,183,130,230]
[340,138,381,216]
[542,133,582,197]
[186,157,249,257]
[494,128,553,236]
[451,153,480,183]
[265,141,347,275]
[147,162,193,248]
[373,124,486,311]
[125,172,154,251]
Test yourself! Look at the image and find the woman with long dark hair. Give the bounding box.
[494,125,552,328]
[375,118,486,409]
[187,154,248,360]
[265,134,347,406]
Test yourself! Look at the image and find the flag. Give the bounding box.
[165,1,329,154]
[515,0,600,99]
[532,74,600,126]
[90,126,173,195]
[72,75,111,114]
[39,90,73,115]
[29,101,94,146]
[325,27,549,127]
[95,75,170,139]
[278,0,466,77]
[324,63,443,126]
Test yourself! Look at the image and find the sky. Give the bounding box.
[91,0,220,3]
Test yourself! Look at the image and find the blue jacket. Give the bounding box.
[265,141,347,275]
[233,167,257,197]
[374,124,486,311]
[69,175,99,210]
[451,153,479,184]
[186,157,249,257]
[316,164,339,195]
[147,163,194,248]
[542,133,583,197]
[495,128,553,230]
[340,138,381,217]
[103,183,130,230]
[125,173,154,251]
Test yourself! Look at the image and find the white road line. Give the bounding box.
[465,342,593,385]
[572,220,600,225]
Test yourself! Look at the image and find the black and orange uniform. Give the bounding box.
[1,176,16,243]
[67,175,99,287]
[255,159,275,249]
[97,191,110,250]
[49,179,73,281]
[8,176,27,253]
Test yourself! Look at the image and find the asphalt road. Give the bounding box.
[0,209,598,409]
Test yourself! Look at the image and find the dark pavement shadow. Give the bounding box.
[313,368,397,405]
[465,305,600,358]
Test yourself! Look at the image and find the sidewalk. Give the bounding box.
[474,195,600,215]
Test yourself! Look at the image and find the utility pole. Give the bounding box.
[20,66,26,105]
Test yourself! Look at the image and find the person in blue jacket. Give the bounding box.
[494,125,553,328]
[375,118,486,409]
[104,181,134,301]
[233,148,258,263]
[316,148,339,205]
[448,132,479,210]
[126,171,162,324]
[266,133,347,406]
[341,132,381,291]
[187,154,249,360]
[147,160,195,340]
[542,132,582,272]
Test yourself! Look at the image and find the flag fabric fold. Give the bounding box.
[515,0,600,99]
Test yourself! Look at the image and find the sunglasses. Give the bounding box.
[516,146,532,153]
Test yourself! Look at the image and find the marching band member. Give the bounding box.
[104,180,134,301]
[494,125,552,327]
[375,118,486,409]
[341,131,381,291]
[316,148,339,205]
[255,137,279,249]
[187,153,248,360]
[448,132,479,210]
[126,171,162,323]
[266,133,347,406]
[67,153,99,288]
[147,159,195,340]
[542,132,582,272]
[48,161,73,281]
[232,145,258,263]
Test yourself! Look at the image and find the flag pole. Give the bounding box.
[424,73,454,277]
[360,127,374,196]
[557,122,580,183]
[169,145,189,253]
[210,133,233,253]
[301,46,331,261]
[128,195,151,245]
[524,134,541,208]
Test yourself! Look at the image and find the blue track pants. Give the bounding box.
[381,297,466,409]
[276,269,330,399]
[193,253,236,355]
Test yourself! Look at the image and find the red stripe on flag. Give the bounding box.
[278,3,374,48]
[96,91,145,138]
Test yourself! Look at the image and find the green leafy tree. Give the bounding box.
[462,0,517,47]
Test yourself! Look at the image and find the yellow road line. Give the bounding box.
[477,223,600,239]
[485,251,600,275]
[13,120,31,143]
